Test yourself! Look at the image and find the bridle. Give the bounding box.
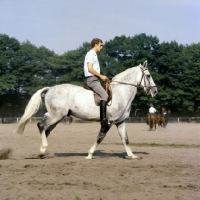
[110,67,157,92]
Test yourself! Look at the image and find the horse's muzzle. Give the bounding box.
[149,86,158,97]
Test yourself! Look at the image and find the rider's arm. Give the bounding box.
[87,62,108,81]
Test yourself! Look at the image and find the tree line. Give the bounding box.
[0,33,199,117]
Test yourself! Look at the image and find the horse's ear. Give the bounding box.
[143,60,148,68]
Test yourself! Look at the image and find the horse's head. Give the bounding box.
[138,61,158,97]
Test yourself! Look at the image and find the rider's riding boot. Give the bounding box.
[100,100,109,127]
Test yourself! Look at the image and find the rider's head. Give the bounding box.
[91,38,103,53]
[91,38,103,48]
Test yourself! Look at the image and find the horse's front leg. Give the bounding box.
[116,121,138,159]
[85,124,111,159]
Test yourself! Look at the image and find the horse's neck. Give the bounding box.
[111,83,137,99]
[112,66,140,83]
[111,67,140,104]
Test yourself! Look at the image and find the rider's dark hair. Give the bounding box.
[91,38,103,48]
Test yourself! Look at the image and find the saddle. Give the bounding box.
[83,82,112,106]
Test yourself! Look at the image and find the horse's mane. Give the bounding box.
[112,65,139,81]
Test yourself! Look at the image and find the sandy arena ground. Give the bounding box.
[0,121,200,200]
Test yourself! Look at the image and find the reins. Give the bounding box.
[108,67,157,90]
[110,80,140,88]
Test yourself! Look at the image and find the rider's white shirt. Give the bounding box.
[149,107,156,113]
[84,50,100,77]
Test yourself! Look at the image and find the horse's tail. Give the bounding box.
[14,87,50,135]
[150,114,156,129]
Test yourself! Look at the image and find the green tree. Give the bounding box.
[178,43,200,115]
[151,41,185,113]
[104,34,159,68]
[0,35,56,116]
[16,41,55,94]
[0,34,20,95]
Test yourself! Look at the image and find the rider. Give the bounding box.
[84,38,109,127]
[149,104,157,114]
[147,104,157,125]
[162,107,168,123]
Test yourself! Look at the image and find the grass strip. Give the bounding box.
[103,142,200,148]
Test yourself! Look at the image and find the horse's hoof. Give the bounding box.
[85,153,93,159]
[85,156,92,159]
[39,154,48,159]
[131,156,142,160]
[128,155,140,159]
[136,157,143,160]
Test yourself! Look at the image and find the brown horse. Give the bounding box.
[156,107,168,128]
[156,114,165,128]
[147,113,157,130]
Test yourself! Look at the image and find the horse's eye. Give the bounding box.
[147,75,150,78]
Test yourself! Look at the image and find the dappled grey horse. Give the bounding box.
[15,61,157,159]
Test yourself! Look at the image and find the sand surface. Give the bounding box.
[0,122,200,200]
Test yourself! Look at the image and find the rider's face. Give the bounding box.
[95,42,103,52]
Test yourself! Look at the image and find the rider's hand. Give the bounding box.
[100,75,109,82]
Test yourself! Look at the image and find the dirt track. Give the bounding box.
[0,122,200,200]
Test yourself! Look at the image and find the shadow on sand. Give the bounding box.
[54,150,149,159]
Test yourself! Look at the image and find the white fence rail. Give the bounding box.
[126,117,200,123]
[0,117,200,124]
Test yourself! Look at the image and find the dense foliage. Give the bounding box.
[0,33,199,117]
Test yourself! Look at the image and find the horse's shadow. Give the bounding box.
[54,150,149,159]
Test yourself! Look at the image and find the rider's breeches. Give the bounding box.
[86,76,108,101]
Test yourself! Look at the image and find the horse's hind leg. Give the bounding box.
[37,119,58,158]
[37,121,48,157]
[85,124,111,159]
[116,122,138,159]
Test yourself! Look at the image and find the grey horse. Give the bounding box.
[15,61,157,159]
